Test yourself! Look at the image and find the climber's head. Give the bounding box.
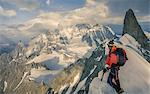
[107,40,114,48]
[107,40,116,52]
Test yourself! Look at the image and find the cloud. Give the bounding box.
[138,15,150,22]
[27,0,123,29]
[56,0,123,26]
[85,0,107,6]
[19,8,32,12]
[59,2,122,26]
[0,6,16,17]
[86,0,97,6]
[0,24,32,43]
[2,0,39,11]
[46,0,51,5]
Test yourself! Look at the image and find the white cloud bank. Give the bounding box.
[86,0,97,6]
[2,0,39,11]
[1,0,149,44]
[46,0,51,5]
[138,15,150,22]
[31,0,123,29]
[0,6,16,17]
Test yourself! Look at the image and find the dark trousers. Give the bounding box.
[107,67,121,92]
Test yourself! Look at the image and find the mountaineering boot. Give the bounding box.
[117,88,124,94]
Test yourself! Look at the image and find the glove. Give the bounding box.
[103,68,107,73]
[103,64,109,73]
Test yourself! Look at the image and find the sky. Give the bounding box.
[0,0,149,44]
[0,0,149,25]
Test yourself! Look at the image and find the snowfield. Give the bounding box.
[28,67,58,83]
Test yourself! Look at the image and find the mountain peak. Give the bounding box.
[122,9,150,50]
[127,9,134,14]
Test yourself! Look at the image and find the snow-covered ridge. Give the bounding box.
[119,34,141,52]
[120,34,150,62]
[60,24,115,46]
[22,23,115,83]
[25,23,115,59]
[46,33,150,94]
[89,44,150,94]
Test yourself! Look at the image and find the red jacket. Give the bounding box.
[105,46,118,68]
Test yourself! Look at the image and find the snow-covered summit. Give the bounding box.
[24,23,115,59]
[25,34,49,58]
[17,23,115,85]
[59,24,115,46]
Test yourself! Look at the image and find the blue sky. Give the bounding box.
[0,0,149,25]
[0,0,85,24]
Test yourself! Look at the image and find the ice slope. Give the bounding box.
[89,45,150,94]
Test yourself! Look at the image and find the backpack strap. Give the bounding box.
[122,49,128,61]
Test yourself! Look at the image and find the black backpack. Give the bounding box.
[115,48,128,66]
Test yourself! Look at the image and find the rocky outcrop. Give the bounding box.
[122,9,150,50]
[0,44,48,94]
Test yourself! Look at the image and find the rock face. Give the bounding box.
[0,42,48,94]
[122,9,150,50]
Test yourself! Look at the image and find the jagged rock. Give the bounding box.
[0,54,48,94]
[122,9,150,50]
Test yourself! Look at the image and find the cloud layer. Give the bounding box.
[0,0,149,24]
[0,6,16,17]
[0,0,149,44]
[35,0,123,28]
[1,0,39,11]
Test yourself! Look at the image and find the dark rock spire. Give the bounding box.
[122,9,149,50]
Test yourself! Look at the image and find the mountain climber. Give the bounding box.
[103,40,128,94]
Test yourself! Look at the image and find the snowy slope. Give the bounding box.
[120,34,150,62]
[23,24,115,84]
[46,34,150,94]
[89,43,150,94]
[119,34,142,55]
[1,25,150,94]
[119,34,140,48]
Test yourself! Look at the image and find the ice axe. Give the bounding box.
[100,71,105,81]
[100,65,110,81]
[101,68,108,81]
